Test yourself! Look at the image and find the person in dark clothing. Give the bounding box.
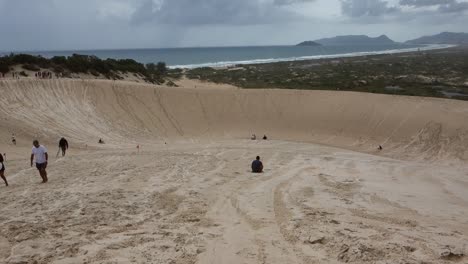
[263,135,268,140]
[251,156,264,173]
[0,153,7,186]
[59,137,69,157]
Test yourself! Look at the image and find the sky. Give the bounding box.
[0,0,467,51]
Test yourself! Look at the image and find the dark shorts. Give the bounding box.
[36,162,47,170]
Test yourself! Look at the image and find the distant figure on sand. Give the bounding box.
[0,153,8,186]
[31,140,48,183]
[251,134,256,140]
[98,138,105,144]
[263,135,268,140]
[251,156,264,173]
[11,135,16,145]
[59,137,69,156]
[378,145,383,151]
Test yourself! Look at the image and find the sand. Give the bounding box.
[0,79,467,263]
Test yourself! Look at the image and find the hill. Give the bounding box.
[315,35,396,46]
[296,41,322,46]
[406,32,468,44]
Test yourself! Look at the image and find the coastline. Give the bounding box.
[1,44,466,100]
[170,44,455,69]
[2,44,454,70]
[185,45,468,100]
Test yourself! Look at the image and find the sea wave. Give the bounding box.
[168,44,455,69]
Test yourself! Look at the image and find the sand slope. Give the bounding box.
[0,79,467,263]
[1,79,468,161]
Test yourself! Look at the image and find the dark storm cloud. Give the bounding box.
[340,0,399,17]
[0,0,467,51]
[131,0,310,25]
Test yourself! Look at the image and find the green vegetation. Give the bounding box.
[0,53,171,84]
[3,47,468,101]
[166,68,184,79]
[186,46,468,100]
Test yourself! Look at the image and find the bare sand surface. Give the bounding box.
[0,79,467,263]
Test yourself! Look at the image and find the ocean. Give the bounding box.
[1,44,453,69]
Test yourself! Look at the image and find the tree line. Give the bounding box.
[0,53,168,83]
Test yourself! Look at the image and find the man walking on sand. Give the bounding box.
[59,137,69,157]
[31,140,48,183]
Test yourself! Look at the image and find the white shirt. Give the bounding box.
[32,145,48,164]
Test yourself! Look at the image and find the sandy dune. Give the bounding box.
[0,79,467,263]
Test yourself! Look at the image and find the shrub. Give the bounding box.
[22,64,40,71]
[52,65,65,73]
[156,62,167,76]
[0,53,167,82]
[51,56,67,65]
[146,63,156,72]
[66,54,91,73]
[90,69,100,77]
[167,80,178,87]
[0,63,8,74]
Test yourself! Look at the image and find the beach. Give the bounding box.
[0,78,467,263]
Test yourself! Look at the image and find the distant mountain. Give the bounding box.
[406,32,468,44]
[296,41,322,47]
[314,35,396,46]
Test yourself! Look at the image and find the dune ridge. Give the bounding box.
[1,79,468,162]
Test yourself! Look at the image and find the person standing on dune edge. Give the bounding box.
[31,140,48,183]
[59,137,69,157]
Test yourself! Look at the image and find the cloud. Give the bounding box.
[130,0,311,25]
[339,0,468,24]
[399,0,468,13]
[438,1,468,13]
[273,0,316,5]
[340,0,399,17]
[399,0,453,7]
[0,0,466,51]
